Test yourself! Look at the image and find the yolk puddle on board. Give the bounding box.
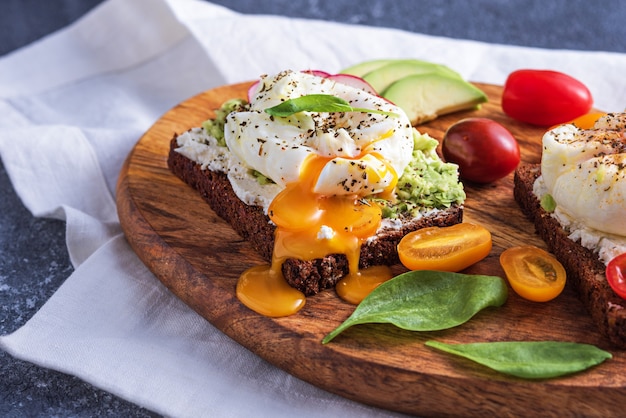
[335,265,393,305]
[236,152,397,317]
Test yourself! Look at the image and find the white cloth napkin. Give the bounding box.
[0,0,624,416]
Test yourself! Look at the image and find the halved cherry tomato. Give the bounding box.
[397,223,492,272]
[500,246,566,302]
[606,253,626,300]
[502,69,593,126]
[553,112,606,130]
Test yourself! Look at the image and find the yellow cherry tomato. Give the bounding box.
[499,246,566,302]
[568,112,606,129]
[397,223,492,272]
[549,112,606,130]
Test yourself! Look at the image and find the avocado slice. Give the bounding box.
[383,73,488,125]
[340,59,395,77]
[363,60,462,94]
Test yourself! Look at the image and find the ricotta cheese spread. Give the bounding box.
[175,127,282,211]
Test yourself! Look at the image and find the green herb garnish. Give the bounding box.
[265,94,398,118]
[540,193,557,212]
[426,340,612,379]
[322,270,507,344]
[250,169,275,185]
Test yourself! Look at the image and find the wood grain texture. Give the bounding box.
[117,81,625,417]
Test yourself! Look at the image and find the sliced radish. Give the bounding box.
[301,69,331,78]
[326,73,378,95]
[248,71,378,103]
[247,80,261,102]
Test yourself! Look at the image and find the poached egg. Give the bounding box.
[225,70,414,197]
[226,70,415,316]
[536,112,626,263]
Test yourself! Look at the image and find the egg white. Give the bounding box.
[224,70,414,197]
[539,113,626,241]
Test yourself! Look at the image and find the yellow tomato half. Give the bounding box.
[499,246,566,302]
[397,223,492,272]
[569,112,605,129]
[549,112,606,130]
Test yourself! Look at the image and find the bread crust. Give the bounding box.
[514,162,626,348]
[168,136,464,295]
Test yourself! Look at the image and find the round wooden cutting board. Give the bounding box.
[117,81,625,417]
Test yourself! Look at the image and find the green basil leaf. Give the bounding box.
[426,340,612,379]
[265,94,398,117]
[322,270,507,344]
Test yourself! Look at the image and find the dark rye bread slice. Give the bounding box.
[167,136,464,295]
[514,162,626,348]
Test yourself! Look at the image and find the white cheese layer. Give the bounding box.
[534,176,626,265]
[175,128,282,212]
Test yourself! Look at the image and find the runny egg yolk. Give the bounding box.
[235,153,398,317]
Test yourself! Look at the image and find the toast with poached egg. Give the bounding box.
[168,70,465,303]
[513,112,626,347]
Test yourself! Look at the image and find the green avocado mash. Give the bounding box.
[202,98,248,146]
[375,130,465,218]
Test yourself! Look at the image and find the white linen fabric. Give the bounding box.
[0,0,624,416]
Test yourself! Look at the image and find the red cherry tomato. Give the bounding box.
[502,69,593,126]
[607,253,626,300]
[442,118,520,183]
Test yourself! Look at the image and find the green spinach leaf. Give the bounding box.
[426,340,612,379]
[322,270,507,344]
[265,94,398,118]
